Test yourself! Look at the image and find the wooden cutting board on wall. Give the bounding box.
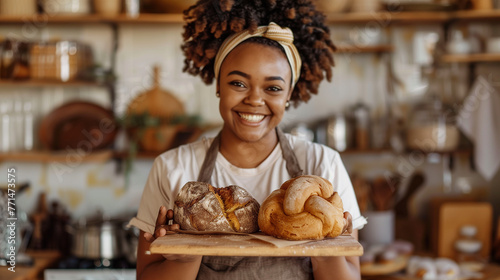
[436,202,493,260]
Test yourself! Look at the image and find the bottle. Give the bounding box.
[0,100,11,152]
[11,96,24,152]
[446,30,471,55]
[23,100,34,151]
[352,103,370,150]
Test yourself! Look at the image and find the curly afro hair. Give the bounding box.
[181,0,336,107]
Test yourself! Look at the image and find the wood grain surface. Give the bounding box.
[150,233,363,257]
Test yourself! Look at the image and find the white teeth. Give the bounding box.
[238,113,265,123]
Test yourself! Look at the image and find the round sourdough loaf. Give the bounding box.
[173,181,260,233]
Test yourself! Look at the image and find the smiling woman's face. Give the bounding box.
[217,42,292,143]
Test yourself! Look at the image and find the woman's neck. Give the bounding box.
[219,128,279,169]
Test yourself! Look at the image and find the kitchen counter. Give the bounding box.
[362,263,500,280]
[0,251,61,280]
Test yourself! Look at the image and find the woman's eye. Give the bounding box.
[229,81,245,88]
[267,86,282,92]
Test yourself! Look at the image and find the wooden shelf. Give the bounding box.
[0,14,103,24]
[325,11,451,24]
[0,10,499,25]
[108,13,184,24]
[0,150,113,163]
[340,149,394,155]
[325,10,500,24]
[336,45,394,53]
[114,150,159,160]
[339,148,472,156]
[452,10,500,21]
[0,79,106,87]
[441,53,500,63]
[0,13,184,24]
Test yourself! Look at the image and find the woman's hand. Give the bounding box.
[143,206,199,263]
[342,211,353,235]
[143,206,179,242]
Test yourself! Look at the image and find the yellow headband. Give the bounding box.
[214,22,302,86]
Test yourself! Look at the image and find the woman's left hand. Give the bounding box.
[342,211,353,235]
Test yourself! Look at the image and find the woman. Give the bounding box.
[129,1,367,279]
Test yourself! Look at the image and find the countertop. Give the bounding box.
[0,251,60,280]
[362,263,500,280]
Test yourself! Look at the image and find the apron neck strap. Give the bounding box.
[197,128,303,183]
[197,132,221,183]
[276,127,304,178]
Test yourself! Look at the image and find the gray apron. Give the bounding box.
[195,128,313,280]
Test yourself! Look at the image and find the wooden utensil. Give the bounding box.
[370,175,399,212]
[494,217,500,262]
[394,172,425,218]
[351,174,370,213]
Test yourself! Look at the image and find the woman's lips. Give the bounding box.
[237,112,265,123]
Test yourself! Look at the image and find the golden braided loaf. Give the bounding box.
[258,175,345,240]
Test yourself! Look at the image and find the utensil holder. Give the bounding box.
[360,210,395,246]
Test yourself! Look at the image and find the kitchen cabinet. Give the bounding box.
[0,10,499,162]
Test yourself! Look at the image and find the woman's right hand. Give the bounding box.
[143,206,199,263]
[143,206,179,242]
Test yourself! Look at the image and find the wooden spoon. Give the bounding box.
[394,172,425,218]
[370,175,399,212]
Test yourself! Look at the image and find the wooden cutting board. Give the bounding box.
[150,233,363,257]
[436,202,492,259]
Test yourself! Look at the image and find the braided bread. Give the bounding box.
[173,181,260,233]
[258,175,345,240]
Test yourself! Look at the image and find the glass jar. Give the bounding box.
[406,68,459,152]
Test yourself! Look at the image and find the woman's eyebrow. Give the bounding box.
[227,70,285,82]
[227,70,250,78]
[265,76,285,82]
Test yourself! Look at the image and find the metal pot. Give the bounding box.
[327,114,354,152]
[67,219,127,260]
[315,114,354,152]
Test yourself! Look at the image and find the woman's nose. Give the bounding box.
[244,88,265,106]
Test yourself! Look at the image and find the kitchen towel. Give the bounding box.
[457,75,500,181]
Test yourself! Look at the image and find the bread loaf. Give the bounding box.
[258,175,346,240]
[173,181,260,233]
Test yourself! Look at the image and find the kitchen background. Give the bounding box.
[0,0,500,279]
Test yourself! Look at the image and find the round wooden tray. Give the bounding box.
[39,101,117,150]
[361,255,409,276]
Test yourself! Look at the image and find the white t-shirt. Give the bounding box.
[129,133,367,234]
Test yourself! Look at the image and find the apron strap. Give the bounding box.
[197,128,303,184]
[276,127,304,178]
[197,132,221,183]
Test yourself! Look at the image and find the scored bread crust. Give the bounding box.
[258,175,346,240]
[173,181,260,233]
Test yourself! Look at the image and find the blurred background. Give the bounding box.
[0,0,499,279]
